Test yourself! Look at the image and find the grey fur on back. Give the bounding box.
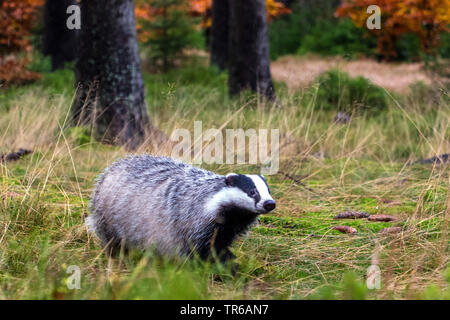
[87,155,227,256]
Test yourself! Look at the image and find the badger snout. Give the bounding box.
[263,200,276,212]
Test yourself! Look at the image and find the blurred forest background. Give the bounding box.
[2,0,449,88]
[2,0,449,146]
[0,0,449,300]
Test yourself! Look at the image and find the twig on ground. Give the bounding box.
[279,170,319,194]
[0,148,33,163]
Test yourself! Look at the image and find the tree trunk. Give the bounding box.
[228,0,275,100]
[71,0,150,149]
[210,0,229,71]
[43,0,78,70]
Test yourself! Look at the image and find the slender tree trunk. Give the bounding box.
[43,0,78,70]
[71,0,150,149]
[210,0,229,71]
[228,0,275,100]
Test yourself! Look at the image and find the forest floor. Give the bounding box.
[0,56,449,299]
[271,55,434,93]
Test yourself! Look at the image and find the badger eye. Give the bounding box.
[250,189,257,197]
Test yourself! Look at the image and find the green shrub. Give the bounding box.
[438,32,450,58]
[406,81,448,108]
[395,33,421,62]
[67,126,92,146]
[297,19,376,58]
[313,70,388,113]
[269,0,348,60]
[341,272,368,300]
[307,272,368,300]
[27,51,52,73]
[160,64,227,87]
[139,0,203,72]
[269,1,448,62]
[268,2,317,60]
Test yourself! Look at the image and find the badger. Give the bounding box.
[86,155,276,263]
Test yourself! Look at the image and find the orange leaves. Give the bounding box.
[0,0,43,54]
[135,1,196,43]
[28,0,44,5]
[135,4,153,21]
[189,0,212,16]
[188,0,212,28]
[135,3,156,42]
[196,0,291,25]
[336,0,450,60]
[136,0,291,33]
[0,55,41,88]
[186,0,291,22]
[0,0,43,87]
[266,0,291,22]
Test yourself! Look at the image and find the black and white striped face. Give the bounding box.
[225,173,276,214]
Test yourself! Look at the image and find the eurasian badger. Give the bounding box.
[86,155,276,262]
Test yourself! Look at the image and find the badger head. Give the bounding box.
[210,173,276,215]
[224,173,276,214]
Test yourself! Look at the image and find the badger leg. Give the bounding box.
[218,248,235,263]
[219,249,239,276]
[196,243,234,263]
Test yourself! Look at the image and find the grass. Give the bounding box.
[0,57,449,299]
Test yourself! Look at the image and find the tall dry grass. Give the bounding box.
[0,65,448,299]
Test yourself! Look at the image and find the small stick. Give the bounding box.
[279,170,318,194]
[0,148,33,163]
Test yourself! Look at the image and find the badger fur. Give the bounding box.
[86,155,276,262]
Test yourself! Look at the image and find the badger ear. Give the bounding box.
[225,173,238,186]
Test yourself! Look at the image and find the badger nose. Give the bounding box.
[263,200,276,212]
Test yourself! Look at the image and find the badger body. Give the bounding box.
[87,155,275,261]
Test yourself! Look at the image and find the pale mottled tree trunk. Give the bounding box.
[228,0,275,100]
[71,0,150,149]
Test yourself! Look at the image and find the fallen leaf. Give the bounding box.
[378,226,402,234]
[1,191,21,198]
[334,211,370,219]
[51,290,65,300]
[368,214,398,222]
[332,226,358,234]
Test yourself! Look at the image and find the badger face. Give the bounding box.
[224,173,276,214]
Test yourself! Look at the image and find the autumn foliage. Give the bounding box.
[0,0,43,54]
[136,0,291,31]
[190,0,291,27]
[266,0,292,21]
[0,0,43,87]
[1,0,291,86]
[336,0,450,60]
